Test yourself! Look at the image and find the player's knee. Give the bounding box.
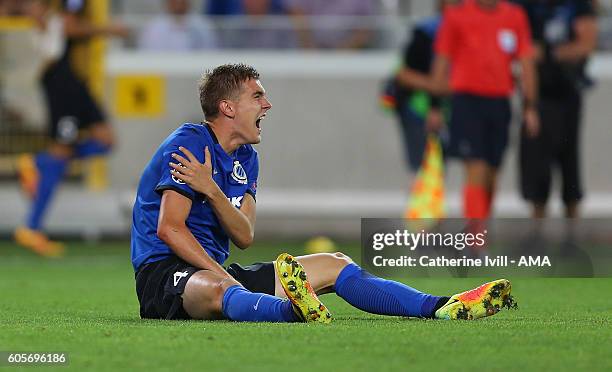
[315,252,353,290]
[210,276,241,314]
[183,271,238,319]
[331,251,353,268]
[91,123,116,148]
[49,143,74,159]
[99,131,116,149]
[208,281,226,314]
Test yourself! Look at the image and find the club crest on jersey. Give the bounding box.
[231,160,248,184]
[498,29,517,54]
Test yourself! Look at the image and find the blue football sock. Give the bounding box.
[222,285,300,322]
[74,139,111,159]
[26,152,68,230]
[334,263,441,318]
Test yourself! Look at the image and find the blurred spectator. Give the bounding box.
[139,0,217,51]
[430,0,538,220]
[286,0,377,49]
[0,0,25,15]
[515,0,598,218]
[204,0,242,15]
[243,0,288,16]
[204,0,286,15]
[223,0,296,49]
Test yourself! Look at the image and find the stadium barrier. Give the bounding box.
[1,49,612,238]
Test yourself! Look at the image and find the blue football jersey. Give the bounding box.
[131,123,258,271]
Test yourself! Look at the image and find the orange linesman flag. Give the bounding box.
[405,135,446,220]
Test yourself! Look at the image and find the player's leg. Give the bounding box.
[559,95,583,219]
[183,270,302,322]
[183,270,294,322]
[466,96,512,219]
[274,252,350,296]
[274,252,447,318]
[14,80,82,255]
[397,102,427,173]
[520,99,555,218]
[464,159,491,253]
[447,94,491,219]
[463,160,490,218]
[27,142,72,228]
[226,259,332,323]
[73,87,114,159]
[483,96,511,218]
[136,256,301,322]
[274,252,516,320]
[181,270,237,320]
[74,123,114,158]
[14,140,72,256]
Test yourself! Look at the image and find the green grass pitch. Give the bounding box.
[1,241,611,371]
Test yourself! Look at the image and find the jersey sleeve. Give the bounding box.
[434,9,457,59]
[154,133,205,200]
[515,6,534,59]
[245,151,259,201]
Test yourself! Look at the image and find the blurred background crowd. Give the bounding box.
[0,0,610,50]
[1,0,612,245]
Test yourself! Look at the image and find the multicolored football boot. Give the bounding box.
[15,153,39,200]
[435,279,517,320]
[274,253,332,324]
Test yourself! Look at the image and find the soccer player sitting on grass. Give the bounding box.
[131,64,517,323]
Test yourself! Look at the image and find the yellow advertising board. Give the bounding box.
[114,75,166,118]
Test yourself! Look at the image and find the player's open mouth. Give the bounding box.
[255,113,266,130]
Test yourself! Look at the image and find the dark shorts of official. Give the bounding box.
[42,64,106,145]
[447,94,511,168]
[520,94,583,205]
[135,255,276,320]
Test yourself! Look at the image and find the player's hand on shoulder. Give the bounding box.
[169,146,217,197]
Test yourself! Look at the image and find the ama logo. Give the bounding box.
[231,161,247,184]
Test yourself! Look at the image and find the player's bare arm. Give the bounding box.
[169,146,256,249]
[429,55,451,96]
[62,12,128,38]
[157,190,233,278]
[519,56,540,138]
[397,68,432,92]
[553,16,598,63]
